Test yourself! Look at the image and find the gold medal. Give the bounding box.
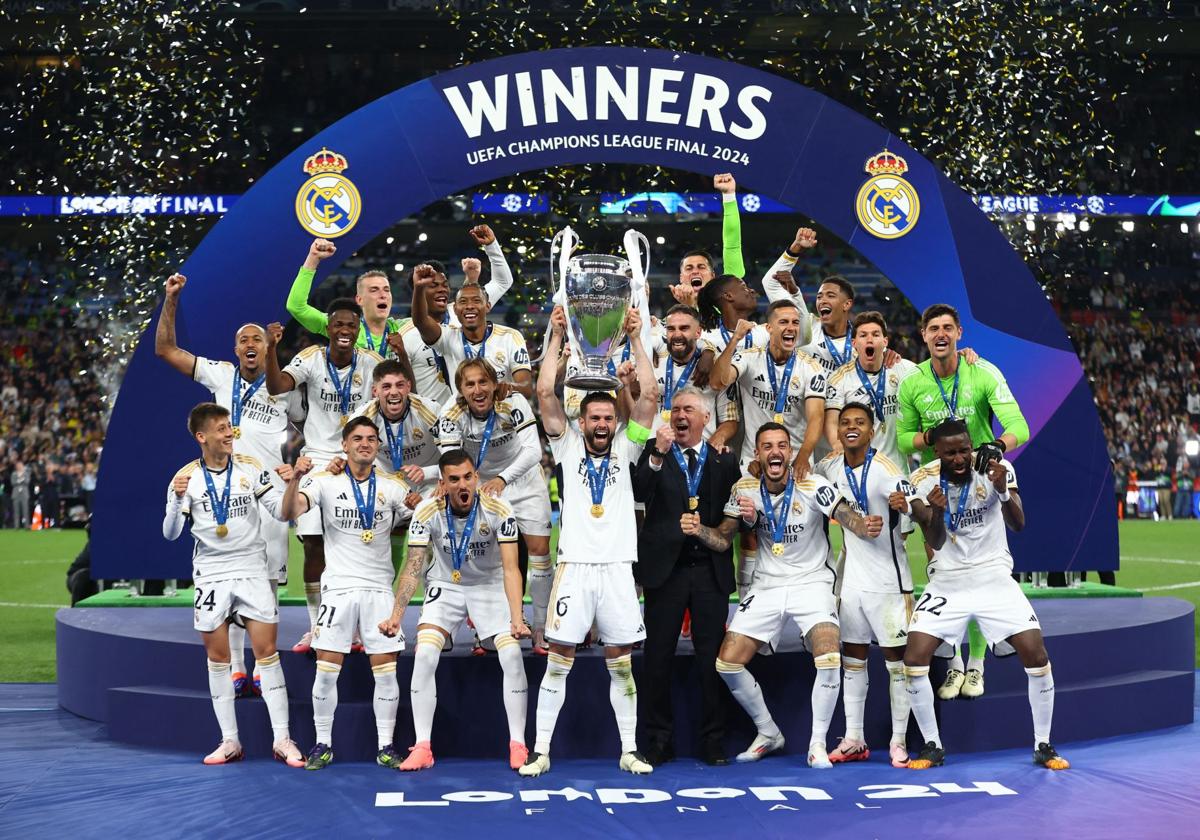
[949,533,957,544]
[232,426,241,439]
[215,524,228,538]
[661,409,671,423]
[590,503,604,518]
[451,570,462,583]
[340,415,348,428]
[773,412,784,424]
[361,529,374,544]
[688,496,699,510]
[771,542,784,556]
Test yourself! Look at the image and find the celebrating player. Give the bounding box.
[381,449,530,772]
[280,417,414,770]
[351,359,441,500]
[710,300,827,474]
[648,304,738,442]
[520,304,659,778]
[666,172,747,307]
[758,225,822,348]
[155,273,299,695]
[815,403,915,767]
[162,403,303,768]
[894,419,1068,772]
[264,306,382,653]
[680,423,880,768]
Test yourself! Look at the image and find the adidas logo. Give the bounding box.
[337,493,348,500]
[754,374,766,382]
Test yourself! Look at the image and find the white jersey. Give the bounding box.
[726,473,842,586]
[651,351,738,440]
[549,424,645,564]
[700,323,769,357]
[407,494,519,586]
[909,458,1019,580]
[193,359,295,486]
[430,322,531,391]
[825,358,921,466]
[167,455,280,585]
[284,345,382,462]
[760,249,819,346]
[299,469,412,591]
[435,392,540,483]
[398,319,452,406]
[353,393,442,488]
[815,450,914,594]
[729,346,827,464]
[803,331,855,378]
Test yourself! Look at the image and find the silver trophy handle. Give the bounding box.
[532,226,578,366]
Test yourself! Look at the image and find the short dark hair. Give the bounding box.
[341,415,379,441]
[373,358,414,385]
[840,401,876,424]
[664,303,701,324]
[695,274,742,329]
[921,303,961,330]
[187,402,229,437]
[579,391,618,416]
[678,249,714,272]
[438,448,475,472]
[326,297,363,320]
[852,311,889,338]
[754,421,790,445]
[819,275,855,301]
[929,417,970,445]
[455,283,489,305]
[765,299,800,321]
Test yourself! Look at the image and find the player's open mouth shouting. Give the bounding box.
[765,452,787,480]
[817,302,834,323]
[779,327,798,351]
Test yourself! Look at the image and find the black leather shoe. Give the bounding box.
[700,744,729,766]
[642,741,675,767]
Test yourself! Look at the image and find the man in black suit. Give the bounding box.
[633,386,742,766]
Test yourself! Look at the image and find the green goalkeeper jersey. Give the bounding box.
[895,357,1029,463]
[286,267,403,356]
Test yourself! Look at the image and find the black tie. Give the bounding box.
[686,447,697,473]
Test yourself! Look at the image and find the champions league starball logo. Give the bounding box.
[295,147,362,238]
[855,150,920,239]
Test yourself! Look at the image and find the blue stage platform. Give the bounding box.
[56,597,1195,762]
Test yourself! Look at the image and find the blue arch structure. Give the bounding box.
[92,47,1115,577]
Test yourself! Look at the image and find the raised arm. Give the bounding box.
[987,459,1025,532]
[715,173,745,278]
[155,273,197,377]
[410,264,445,347]
[279,456,313,521]
[536,306,569,438]
[285,239,336,337]
[162,473,190,540]
[761,227,819,345]
[263,322,296,395]
[626,307,660,429]
[470,225,515,307]
[710,319,753,391]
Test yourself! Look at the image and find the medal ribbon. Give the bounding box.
[766,351,798,419]
[844,448,875,515]
[932,364,960,420]
[361,317,390,357]
[605,340,632,377]
[584,452,611,511]
[445,494,480,580]
[759,476,795,553]
[473,409,498,470]
[201,460,233,529]
[719,322,754,350]
[325,349,358,420]
[382,404,409,471]
[348,468,377,534]
[824,332,852,367]
[461,323,494,361]
[940,475,971,534]
[663,351,701,414]
[671,442,707,501]
[854,362,886,423]
[231,373,265,430]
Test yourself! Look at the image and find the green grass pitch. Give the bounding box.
[0,519,1196,683]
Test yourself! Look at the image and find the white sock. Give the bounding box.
[410,629,443,744]
[256,652,290,742]
[228,623,246,677]
[207,660,238,742]
[495,633,528,744]
[811,653,841,746]
[1026,662,1055,748]
[967,654,986,672]
[304,582,321,631]
[312,661,341,747]
[841,656,867,741]
[372,660,399,750]
[905,665,941,748]
[533,652,573,754]
[716,659,780,738]
[606,654,638,754]
[527,555,553,630]
[885,659,911,745]
[946,648,964,672]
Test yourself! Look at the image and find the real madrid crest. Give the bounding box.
[855,150,920,239]
[296,147,362,239]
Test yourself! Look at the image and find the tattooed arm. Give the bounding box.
[680,513,741,552]
[378,545,428,636]
[832,500,884,540]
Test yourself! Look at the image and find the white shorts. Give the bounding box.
[193,577,277,632]
[312,587,404,655]
[503,471,552,538]
[907,573,1041,656]
[546,562,645,646]
[839,588,913,648]
[261,514,289,583]
[296,457,332,537]
[728,581,839,650]
[419,580,512,641]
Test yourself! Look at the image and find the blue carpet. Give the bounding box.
[1,681,1198,839]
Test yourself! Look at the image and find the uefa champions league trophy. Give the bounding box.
[547,226,650,391]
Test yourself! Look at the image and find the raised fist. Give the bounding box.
[732,318,755,342]
[888,490,910,514]
[172,473,190,498]
[309,239,336,261]
[714,173,737,195]
[469,225,496,247]
[549,305,568,336]
[926,485,947,512]
[793,227,818,250]
[864,514,884,538]
[461,257,482,283]
[680,512,701,535]
[772,270,799,295]
[265,322,283,348]
[411,264,437,288]
[292,455,314,479]
[654,423,674,454]
[623,306,642,337]
[165,273,187,299]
